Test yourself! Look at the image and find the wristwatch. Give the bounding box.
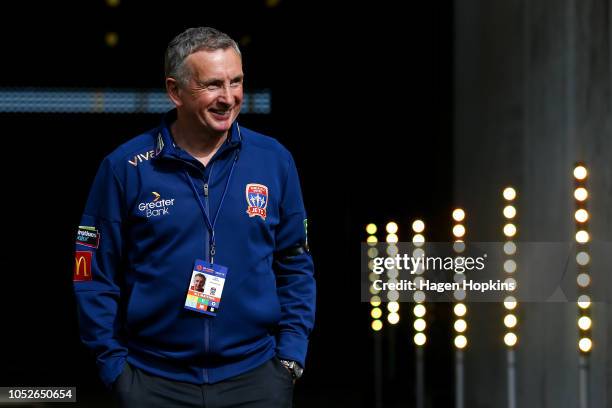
[279,359,304,380]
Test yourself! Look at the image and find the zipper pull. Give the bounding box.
[210,243,216,264]
[204,183,209,197]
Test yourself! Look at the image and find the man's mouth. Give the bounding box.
[210,108,231,118]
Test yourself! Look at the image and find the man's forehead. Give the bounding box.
[186,49,243,76]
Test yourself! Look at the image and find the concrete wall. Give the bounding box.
[454,0,612,406]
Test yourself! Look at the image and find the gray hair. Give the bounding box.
[165,27,241,86]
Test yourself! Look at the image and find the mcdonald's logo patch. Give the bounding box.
[74,251,93,281]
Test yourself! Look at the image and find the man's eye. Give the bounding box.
[230,82,242,88]
[206,85,220,91]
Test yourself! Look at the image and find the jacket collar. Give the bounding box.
[154,109,242,164]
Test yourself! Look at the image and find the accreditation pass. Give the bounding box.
[184,259,227,316]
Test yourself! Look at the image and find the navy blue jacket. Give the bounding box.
[73,110,315,387]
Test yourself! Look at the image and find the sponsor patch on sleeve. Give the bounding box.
[76,226,100,249]
[74,251,93,281]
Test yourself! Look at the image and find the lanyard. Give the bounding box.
[185,151,239,264]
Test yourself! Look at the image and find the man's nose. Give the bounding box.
[218,84,234,105]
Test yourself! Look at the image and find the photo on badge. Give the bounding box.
[184,260,227,316]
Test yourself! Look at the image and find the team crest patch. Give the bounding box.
[246,183,268,220]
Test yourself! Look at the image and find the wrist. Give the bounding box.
[279,359,304,380]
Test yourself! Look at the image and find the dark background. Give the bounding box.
[1,1,453,406]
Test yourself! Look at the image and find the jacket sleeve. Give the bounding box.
[73,157,128,388]
[273,153,316,368]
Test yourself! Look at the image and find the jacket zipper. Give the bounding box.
[203,179,210,383]
[180,157,222,383]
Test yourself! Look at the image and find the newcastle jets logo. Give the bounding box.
[246,183,268,220]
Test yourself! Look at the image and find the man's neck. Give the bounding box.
[171,119,228,167]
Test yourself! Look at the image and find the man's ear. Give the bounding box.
[166,77,183,107]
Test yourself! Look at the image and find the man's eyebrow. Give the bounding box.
[196,78,222,86]
[196,75,243,86]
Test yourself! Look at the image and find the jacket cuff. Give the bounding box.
[98,355,127,389]
[275,331,309,368]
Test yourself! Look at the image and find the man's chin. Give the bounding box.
[209,122,233,134]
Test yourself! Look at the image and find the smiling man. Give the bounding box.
[191,273,206,293]
[73,27,315,408]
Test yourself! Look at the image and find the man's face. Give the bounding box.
[194,276,205,291]
[177,48,244,136]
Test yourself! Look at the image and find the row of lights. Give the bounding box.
[502,187,518,347]
[386,222,401,326]
[104,0,120,47]
[412,220,427,346]
[452,208,468,350]
[367,166,594,356]
[574,164,592,353]
[366,224,383,332]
